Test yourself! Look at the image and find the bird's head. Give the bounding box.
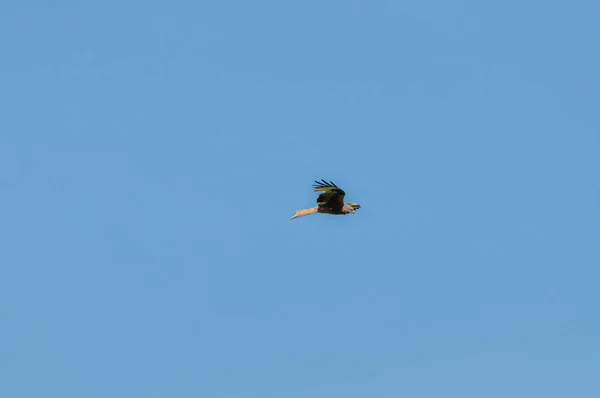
[344,202,360,214]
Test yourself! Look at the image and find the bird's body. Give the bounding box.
[290,180,361,220]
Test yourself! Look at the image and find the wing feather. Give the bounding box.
[311,179,346,209]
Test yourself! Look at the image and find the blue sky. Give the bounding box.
[1,1,599,397]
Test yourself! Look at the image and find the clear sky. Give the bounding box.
[1,1,599,397]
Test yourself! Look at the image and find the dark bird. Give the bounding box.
[290,179,361,220]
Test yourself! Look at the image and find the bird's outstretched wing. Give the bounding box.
[312,179,345,210]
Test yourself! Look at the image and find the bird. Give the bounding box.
[290,179,361,220]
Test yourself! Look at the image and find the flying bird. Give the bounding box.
[290,179,361,220]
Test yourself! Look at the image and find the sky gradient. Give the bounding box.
[1,1,599,397]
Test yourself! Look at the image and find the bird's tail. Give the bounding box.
[290,206,319,220]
